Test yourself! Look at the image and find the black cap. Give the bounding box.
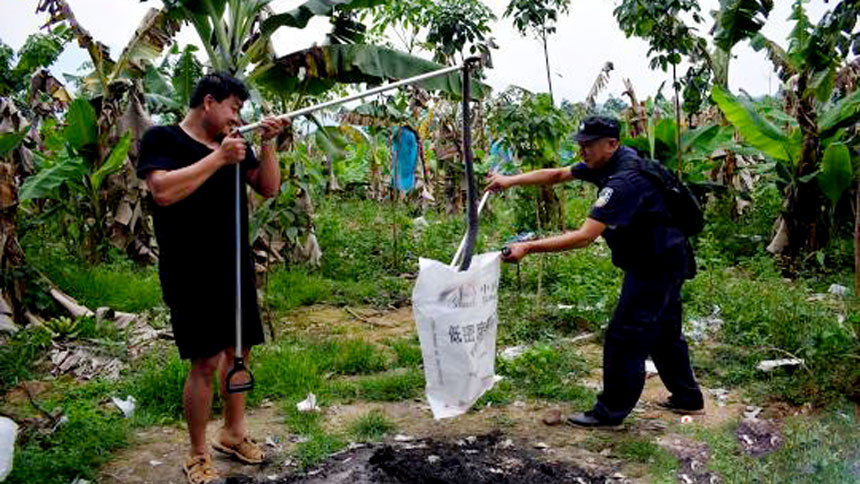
[575,116,620,143]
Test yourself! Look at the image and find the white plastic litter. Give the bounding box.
[413,216,429,231]
[828,284,849,297]
[413,252,501,419]
[111,395,137,418]
[499,345,527,361]
[0,417,18,481]
[296,393,319,412]
[756,358,804,372]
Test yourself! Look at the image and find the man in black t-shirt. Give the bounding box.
[485,116,704,428]
[138,73,287,483]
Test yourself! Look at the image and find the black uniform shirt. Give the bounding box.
[136,125,261,321]
[571,146,687,274]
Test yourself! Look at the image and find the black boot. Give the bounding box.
[656,396,704,415]
[565,412,623,428]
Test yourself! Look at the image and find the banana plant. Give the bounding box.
[736,0,860,256]
[153,0,480,99]
[19,99,132,260]
[712,85,860,254]
[36,0,185,260]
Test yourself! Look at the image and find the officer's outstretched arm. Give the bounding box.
[485,167,573,193]
[520,218,606,256]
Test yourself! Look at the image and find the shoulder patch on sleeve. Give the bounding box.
[594,187,614,208]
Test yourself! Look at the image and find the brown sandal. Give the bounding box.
[183,453,221,484]
[212,435,265,464]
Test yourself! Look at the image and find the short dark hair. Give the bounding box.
[189,72,249,108]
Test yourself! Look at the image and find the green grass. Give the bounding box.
[0,326,52,392]
[4,378,135,484]
[387,337,423,368]
[343,368,425,402]
[283,403,347,470]
[615,438,677,484]
[123,348,189,423]
[683,403,860,484]
[348,409,396,442]
[23,241,162,313]
[496,343,594,404]
[8,400,130,484]
[685,259,859,405]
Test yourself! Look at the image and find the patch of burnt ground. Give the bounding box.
[230,433,627,484]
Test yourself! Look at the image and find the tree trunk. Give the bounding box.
[784,75,828,258]
[542,31,554,102]
[538,185,561,230]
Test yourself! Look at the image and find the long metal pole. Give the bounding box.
[234,164,243,356]
[236,63,466,134]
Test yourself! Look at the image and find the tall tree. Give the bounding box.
[504,0,570,102]
[365,0,435,54]
[613,0,705,175]
[425,0,496,65]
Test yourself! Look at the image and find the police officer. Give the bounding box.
[485,116,704,427]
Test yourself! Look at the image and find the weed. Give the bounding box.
[388,337,422,368]
[684,403,860,484]
[497,344,593,404]
[7,399,129,484]
[123,348,188,423]
[295,433,346,470]
[283,402,346,470]
[329,368,425,402]
[319,339,387,375]
[0,327,52,392]
[348,409,396,442]
[24,240,161,313]
[614,438,677,483]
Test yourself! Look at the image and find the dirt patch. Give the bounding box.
[282,305,415,342]
[658,434,721,484]
[2,380,53,405]
[735,419,783,457]
[100,406,291,484]
[256,433,631,484]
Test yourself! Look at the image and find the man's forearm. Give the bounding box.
[147,152,224,206]
[509,167,572,187]
[250,142,280,198]
[523,229,596,254]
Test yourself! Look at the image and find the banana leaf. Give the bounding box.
[91,131,132,192]
[0,131,27,158]
[711,85,800,163]
[249,44,489,100]
[819,89,860,139]
[817,143,853,205]
[714,0,773,52]
[64,99,98,152]
[19,156,86,201]
[261,0,386,36]
[112,7,183,77]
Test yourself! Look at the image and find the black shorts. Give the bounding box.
[169,296,265,360]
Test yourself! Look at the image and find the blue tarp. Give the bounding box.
[391,126,418,192]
